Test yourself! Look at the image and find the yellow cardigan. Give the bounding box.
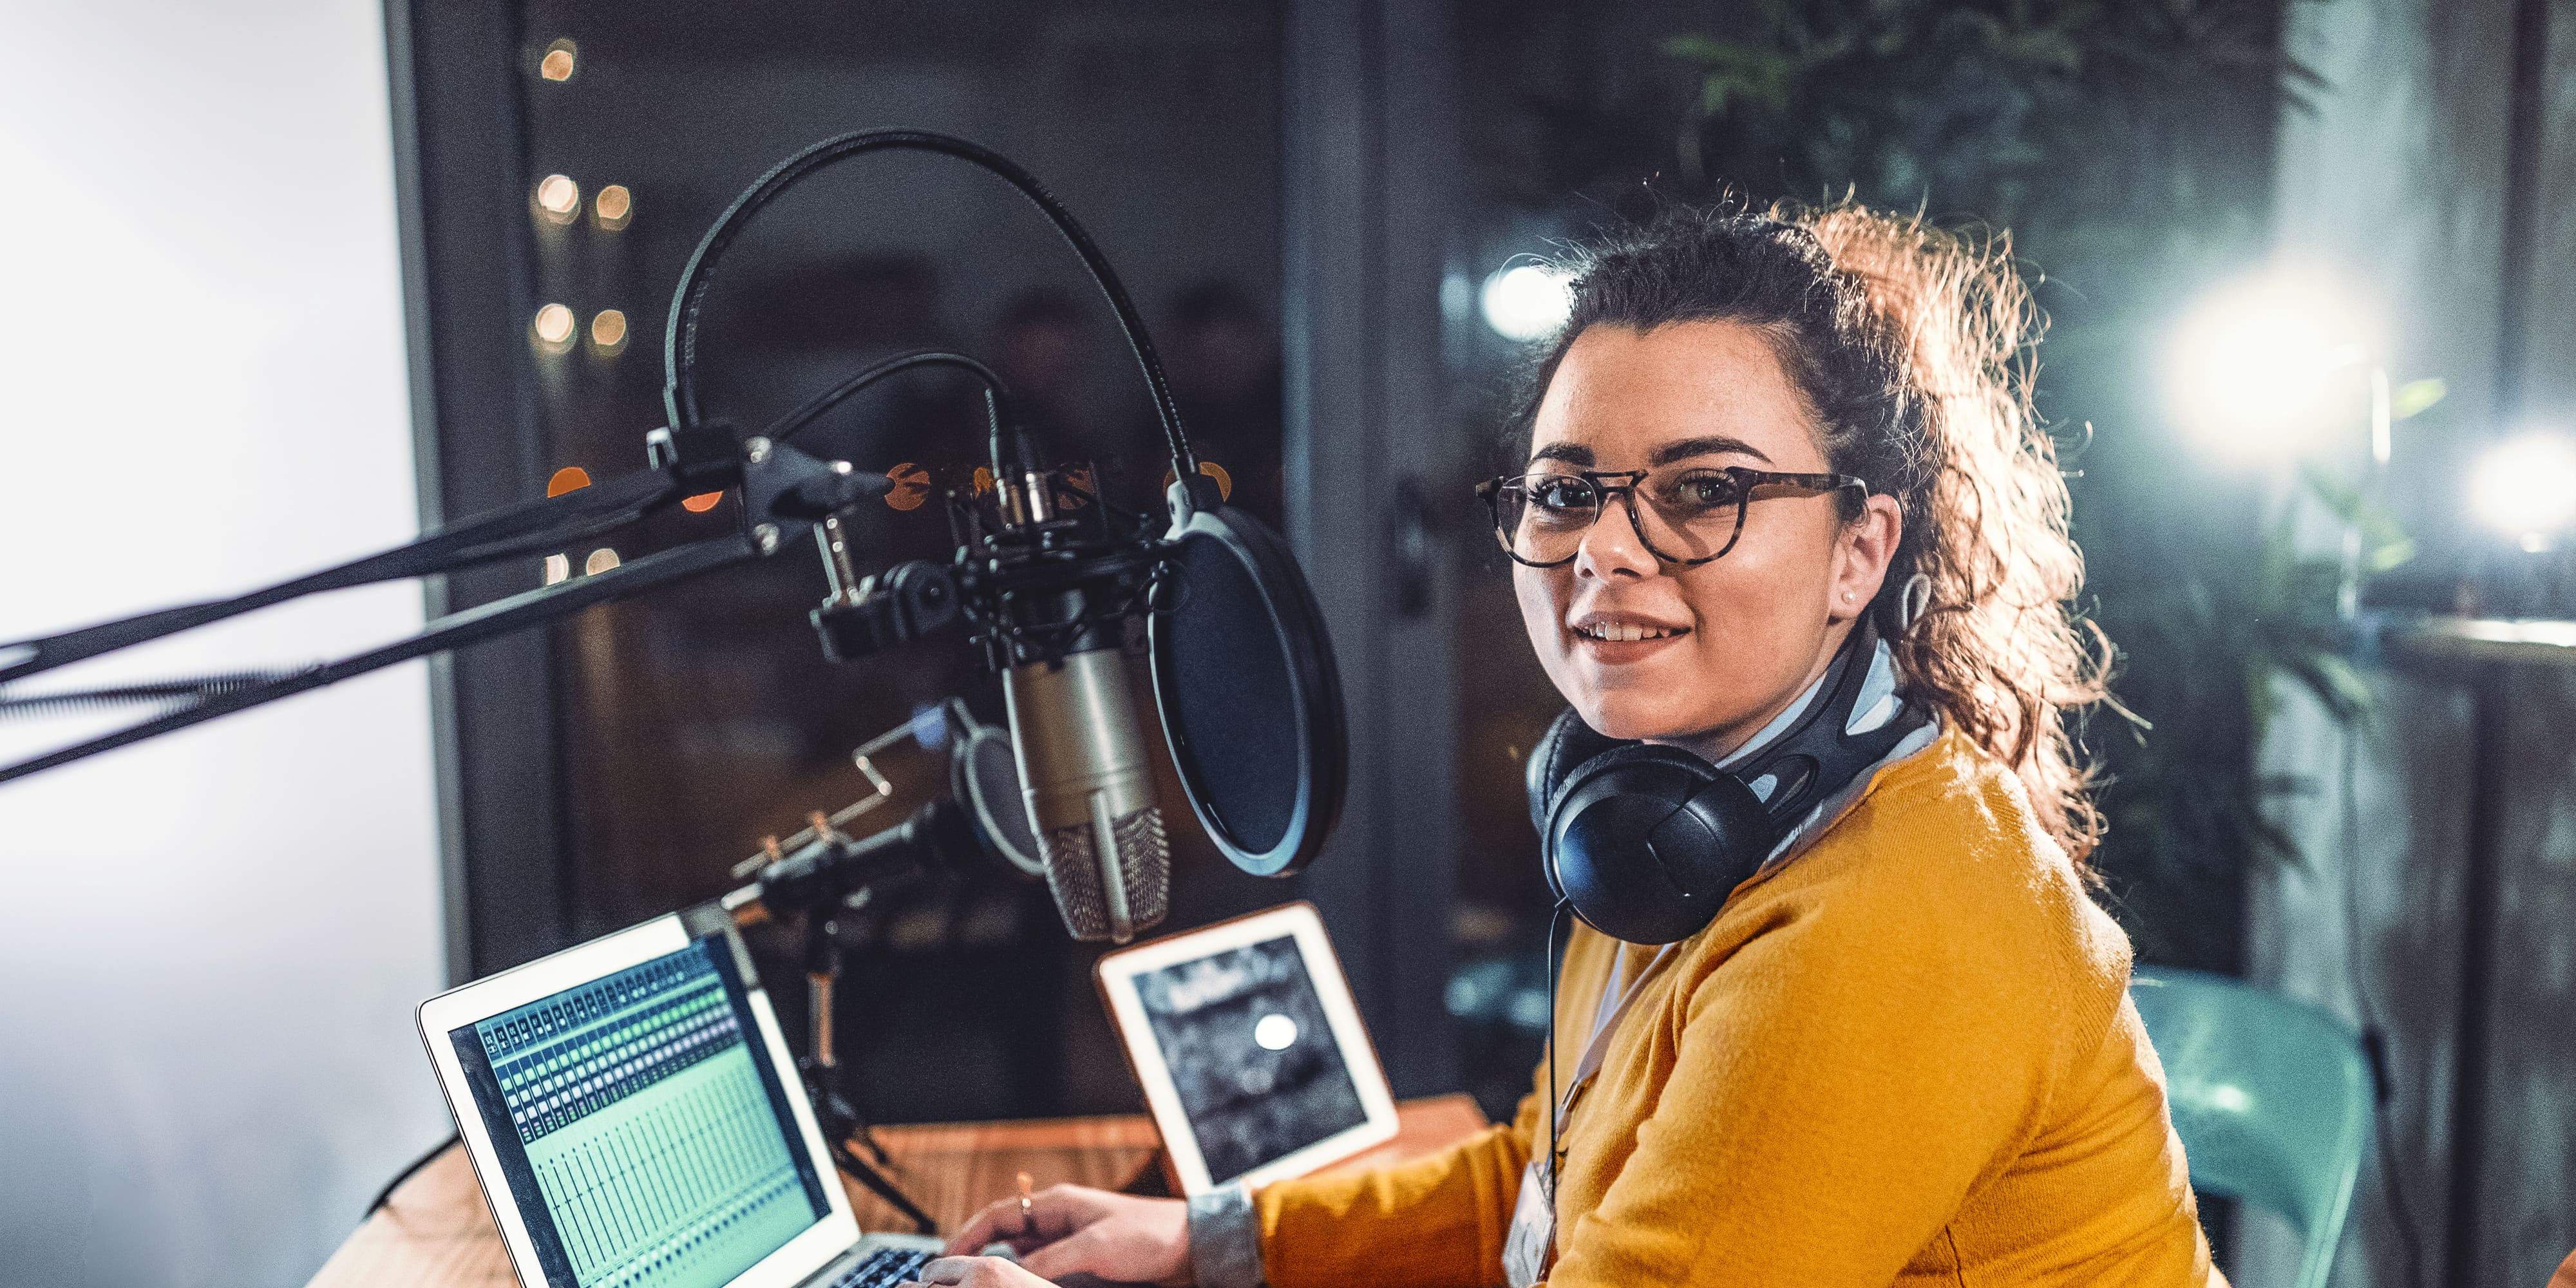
[1254,730,2222,1287]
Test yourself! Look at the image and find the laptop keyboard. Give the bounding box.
[827,1245,935,1288]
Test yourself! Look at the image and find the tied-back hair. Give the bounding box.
[1510,201,2110,862]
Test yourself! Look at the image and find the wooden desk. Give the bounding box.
[307,1095,1489,1288]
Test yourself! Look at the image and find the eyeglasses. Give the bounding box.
[1473,466,1867,568]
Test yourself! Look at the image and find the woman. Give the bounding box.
[909,204,2221,1287]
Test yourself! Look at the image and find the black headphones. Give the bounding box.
[1526,618,1930,944]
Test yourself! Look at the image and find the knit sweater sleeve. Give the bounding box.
[1249,1086,1542,1288]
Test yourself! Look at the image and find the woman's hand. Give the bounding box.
[898,1255,1055,1287]
[942,1183,1191,1286]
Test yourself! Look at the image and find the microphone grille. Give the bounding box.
[1041,805,1169,942]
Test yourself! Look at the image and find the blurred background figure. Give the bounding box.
[991,285,1098,467]
[1162,279,1285,530]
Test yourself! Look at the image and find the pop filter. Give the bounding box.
[1149,486,1347,878]
[944,699,1046,879]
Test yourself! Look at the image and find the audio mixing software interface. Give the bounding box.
[448,938,831,1288]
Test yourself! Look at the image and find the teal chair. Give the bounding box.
[2130,968,2373,1288]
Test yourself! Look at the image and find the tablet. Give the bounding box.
[1095,902,1399,1195]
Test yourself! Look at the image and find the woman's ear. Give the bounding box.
[1829,494,1903,622]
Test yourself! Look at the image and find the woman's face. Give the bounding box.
[1513,321,1904,759]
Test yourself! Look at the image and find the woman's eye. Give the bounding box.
[1528,478,1592,513]
[1660,473,1738,515]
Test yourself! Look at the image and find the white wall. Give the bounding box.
[0,1,448,1284]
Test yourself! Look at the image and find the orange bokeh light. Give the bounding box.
[886,462,931,511]
[594,184,633,231]
[681,491,724,513]
[546,466,592,497]
[1159,460,1233,500]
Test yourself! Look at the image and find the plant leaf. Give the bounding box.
[2392,377,2447,420]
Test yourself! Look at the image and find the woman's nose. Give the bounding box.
[1574,497,1658,580]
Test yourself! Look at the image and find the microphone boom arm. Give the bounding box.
[0,466,682,690]
[0,533,759,785]
[0,431,889,786]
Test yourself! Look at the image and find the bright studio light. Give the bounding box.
[2165,269,2372,455]
[2469,432,2576,545]
[1481,263,1573,342]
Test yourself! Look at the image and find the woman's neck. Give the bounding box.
[1664,620,1858,764]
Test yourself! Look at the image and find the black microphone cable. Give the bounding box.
[363,1129,461,1218]
[1542,898,1573,1202]
[658,129,1196,484]
[759,348,1010,460]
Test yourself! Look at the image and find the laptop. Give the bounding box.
[419,906,943,1288]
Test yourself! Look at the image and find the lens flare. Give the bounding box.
[1480,263,1574,343]
[2469,433,2576,541]
[2164,267,2377,455]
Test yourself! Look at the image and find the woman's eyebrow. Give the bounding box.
[1529,442,1593,467]
[1650,435,1772,466]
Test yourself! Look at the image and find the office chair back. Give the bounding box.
[2130,967,2372,1288]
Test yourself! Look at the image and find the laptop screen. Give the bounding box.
[446,934,831,1288]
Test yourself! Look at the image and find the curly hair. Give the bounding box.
[1509,202,2110,862]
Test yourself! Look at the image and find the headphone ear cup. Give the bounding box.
[1527,707,1631,837]
[1547,744,1774,945]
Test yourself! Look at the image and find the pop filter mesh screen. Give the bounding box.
[958,725,1045,876]
[1162,526,1300,857]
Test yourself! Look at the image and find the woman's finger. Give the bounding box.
[901,1254,976,1285]
[943,1185,1098,1256]
[943,1198,1019,1256]
[1017,1226,1126,1282]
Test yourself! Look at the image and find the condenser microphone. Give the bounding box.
[1005,645,1168,943]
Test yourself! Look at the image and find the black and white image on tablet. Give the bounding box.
[1133,934,1368,1188]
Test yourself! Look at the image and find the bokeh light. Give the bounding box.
[530,303,576,355]
[885,462,931,511]
[533,174,580,225]
[545,466,591,497]
[681,491,724,513]
[2164,267,2376,457]
[1480,263,1574,342]
[589,308,628,356]
[593,184,632,231]
[584,548,620,575]
[539,39,576,82]
[2469,431,2576,544]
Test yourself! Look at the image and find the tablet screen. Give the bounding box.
[1133,933,1370,1186]
[445,936,829,1288]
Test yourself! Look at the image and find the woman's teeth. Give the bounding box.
[1577,622,1680,642]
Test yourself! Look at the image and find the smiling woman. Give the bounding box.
[905,205,2217,1288]
[1500,205,2109,855]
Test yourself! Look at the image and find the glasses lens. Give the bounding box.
[1633,468,1747,561]
[1495,474,1598,564]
